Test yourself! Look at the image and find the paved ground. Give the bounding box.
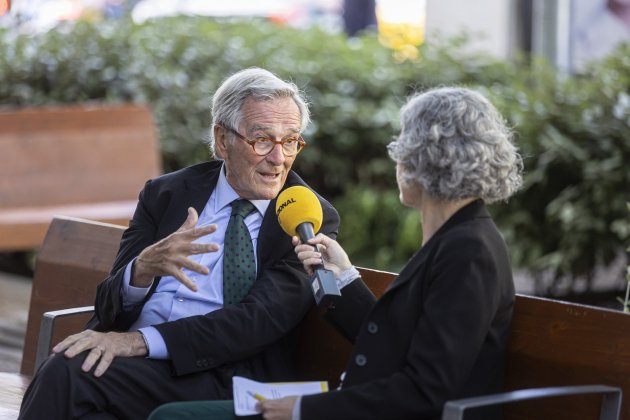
[0,272,30,373]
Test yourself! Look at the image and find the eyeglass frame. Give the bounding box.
[218,124,306,157]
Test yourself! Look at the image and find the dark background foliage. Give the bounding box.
[1,16,628,299]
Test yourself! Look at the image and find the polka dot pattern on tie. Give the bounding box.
[222,199,257,306]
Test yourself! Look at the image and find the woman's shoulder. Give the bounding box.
[434,216,507,258]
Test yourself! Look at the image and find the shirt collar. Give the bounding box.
[215,163,270,216]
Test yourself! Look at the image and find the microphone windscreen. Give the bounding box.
[276,186,323,236]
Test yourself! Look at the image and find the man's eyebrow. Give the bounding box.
[247,126,301,135]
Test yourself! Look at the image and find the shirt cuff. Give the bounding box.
[291,395,302,420]
[122,258,152,311]
[138,326,170,359]
[336,266,360,289]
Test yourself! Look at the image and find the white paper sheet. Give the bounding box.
[233,376,329,416]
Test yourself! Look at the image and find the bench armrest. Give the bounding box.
[34,306,95,372]
[441,385,622,420]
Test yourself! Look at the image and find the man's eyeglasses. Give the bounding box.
[220,125,306,157]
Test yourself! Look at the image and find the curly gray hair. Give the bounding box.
[387,87,523,203]
[208,67,310,158]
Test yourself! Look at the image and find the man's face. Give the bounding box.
[215,97,301,200]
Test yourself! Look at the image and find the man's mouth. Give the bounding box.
[259,172,281,180]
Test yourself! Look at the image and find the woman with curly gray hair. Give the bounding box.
[390,86,522,204]
[259,86,523,420]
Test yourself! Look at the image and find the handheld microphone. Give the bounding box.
[276,186,341,307]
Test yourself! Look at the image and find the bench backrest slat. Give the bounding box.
[504,294,630,419]
[0,104,162,207]
[21,217,125,375]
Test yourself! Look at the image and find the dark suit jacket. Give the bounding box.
[86,161,340,385]
[302,199,515,420]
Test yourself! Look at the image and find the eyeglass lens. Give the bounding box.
[254,139,300,156]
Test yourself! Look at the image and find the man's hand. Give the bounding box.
[133,207,220,291]
[53,330,148,377]
[258,396,298,420]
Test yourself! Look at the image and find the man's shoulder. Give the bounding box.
[286,172,339,237]
[151,161,221,186]
[286,171,336,212]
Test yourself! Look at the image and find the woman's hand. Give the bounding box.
[292,233,352,277]
[258,396,298,420]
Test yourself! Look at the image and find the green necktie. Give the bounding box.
[223,199,257,306]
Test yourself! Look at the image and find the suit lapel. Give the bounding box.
[156,163,222,239]
[183,166,221,216]
[383,248,427,293]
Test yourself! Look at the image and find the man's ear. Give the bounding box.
[214,124,227,159]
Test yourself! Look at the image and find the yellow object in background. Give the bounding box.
[376,0,425,60]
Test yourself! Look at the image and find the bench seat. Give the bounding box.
[0,201,137,251]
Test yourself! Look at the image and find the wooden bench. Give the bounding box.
[0,104,162,251]
[0,217,627,419]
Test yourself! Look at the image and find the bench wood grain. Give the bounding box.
[0,104,162,251]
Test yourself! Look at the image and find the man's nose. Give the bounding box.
[265,143,286,164]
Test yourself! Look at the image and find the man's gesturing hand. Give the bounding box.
[132,207,219,291]
[53,330,148,377]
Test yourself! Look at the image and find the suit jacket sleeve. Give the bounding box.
[301,232,511,420]
[91,179,163,331]
[323,279,377,343]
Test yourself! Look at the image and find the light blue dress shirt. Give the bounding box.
[120,165,269,358]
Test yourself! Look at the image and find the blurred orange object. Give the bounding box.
[0,0,10,16]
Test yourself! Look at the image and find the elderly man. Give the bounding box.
[19,68,339,420]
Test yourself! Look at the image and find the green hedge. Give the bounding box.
[486,52,630,293]
[1,17,628,293]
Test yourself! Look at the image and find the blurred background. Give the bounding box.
[0,0,628,314]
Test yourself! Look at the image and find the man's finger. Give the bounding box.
[187,242,220,255]
[176,207,199,232]
[81,346,103,372]
[188,223,218,239]
[172,270,198,292]
[64,338,95,358]
[179,257,210,276]
[52,334,81,353]
[54,329,95,354]
[93,352,114,377]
